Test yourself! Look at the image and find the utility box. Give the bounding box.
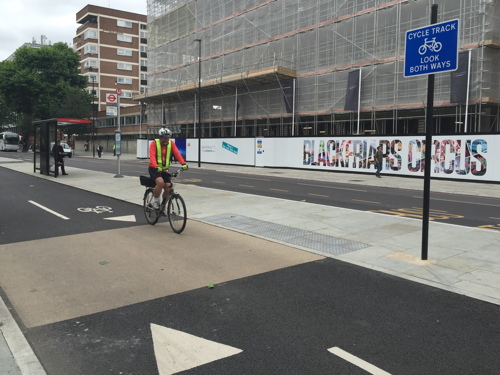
[137,138,149,159]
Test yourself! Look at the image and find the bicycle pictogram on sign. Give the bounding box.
[418,38,442,55]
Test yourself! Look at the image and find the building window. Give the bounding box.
[84,59,98,69]
[84,44,98,55]
[120,91,133,99]
[117,34,132,43]
[117,77,132,84]
[117,48,133,56]
[118,63,132,71]
[88,74,98,83]
[140,31,148,39]
[84,29,97,40]
[140,24,147,30]
[117,20,132,28]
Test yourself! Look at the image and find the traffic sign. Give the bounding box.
[404,19,459,77]
[116,88,122,95]
[106,93,117,105]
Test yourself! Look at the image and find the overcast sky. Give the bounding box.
[0,1,147,61]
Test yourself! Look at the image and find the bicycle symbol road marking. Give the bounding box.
[77,206,113,214]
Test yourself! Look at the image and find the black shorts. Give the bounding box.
[148,167,172,184]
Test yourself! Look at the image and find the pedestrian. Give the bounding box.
[113,144,116,156]
[97,144,103,158]
[84,141,89,152]
[374,145,384,178]
[52,140,68,176]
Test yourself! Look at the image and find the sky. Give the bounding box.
[0,1,147,61]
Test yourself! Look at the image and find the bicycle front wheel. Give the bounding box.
[167,194,187,234]
[143,188,159,225]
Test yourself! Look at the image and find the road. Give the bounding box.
[1,155,499,374]
[6,151,500,229]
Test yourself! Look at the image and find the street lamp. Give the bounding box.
[194,38,201,168]
[89,66,96,158]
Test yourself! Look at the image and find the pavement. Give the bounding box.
[1,152,499,374]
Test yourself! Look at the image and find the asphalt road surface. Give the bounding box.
[1,164,499,374]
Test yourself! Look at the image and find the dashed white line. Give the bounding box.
[28,200,70,220]
[298,182,367,192]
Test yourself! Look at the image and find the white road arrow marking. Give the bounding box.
[103,215,136,222]
[151,323,243,375]
[328,347,391,375]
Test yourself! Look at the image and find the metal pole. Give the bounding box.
[195,39,202,168]
[421,4,438,261]
[292,79,296,136]
[115,93,123,178]
[139,101,143,138]
[357,69,361,134]
[464,50,472,133]
[234,87,238,137]
[91,71,96,158]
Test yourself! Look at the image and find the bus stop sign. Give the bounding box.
[404,19,459,77]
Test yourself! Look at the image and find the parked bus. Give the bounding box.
[0,132,20,151]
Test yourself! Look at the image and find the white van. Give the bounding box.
[50,142,73,158]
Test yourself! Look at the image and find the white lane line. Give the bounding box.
[328,347,391,375]
[28,200,70,220]
[298,182,368,192]
[227,175,272,181]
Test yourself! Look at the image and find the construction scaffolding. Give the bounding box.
[141,0,500,137]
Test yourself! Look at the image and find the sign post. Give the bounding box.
[404,6,459,260]
[114,89,123,178]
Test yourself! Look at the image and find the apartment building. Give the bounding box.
[139,0,500,138]
[73,5,148,151]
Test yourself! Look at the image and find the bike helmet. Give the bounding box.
[158,128,172,138]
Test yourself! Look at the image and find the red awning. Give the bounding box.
[56,118,92,125]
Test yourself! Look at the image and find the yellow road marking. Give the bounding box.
[353,199,380,204]
[176,178,202,183]
[308,193,330,198]
[270,188,288,192]
[369,207,464,220]
[478,224,500,231]
[239,184,255,188]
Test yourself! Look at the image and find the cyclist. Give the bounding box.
[148,128,188,212]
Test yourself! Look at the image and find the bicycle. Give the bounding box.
[140,169,187,234]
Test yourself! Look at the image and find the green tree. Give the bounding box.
[0,42,92,137]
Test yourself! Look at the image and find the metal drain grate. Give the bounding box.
[201,214,369,256]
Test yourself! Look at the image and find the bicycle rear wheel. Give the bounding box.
[143,188,159,225]
[167,194,187,234]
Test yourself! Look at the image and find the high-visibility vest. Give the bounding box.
[155,139,172,170]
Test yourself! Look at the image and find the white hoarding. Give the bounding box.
[186,135,498,182]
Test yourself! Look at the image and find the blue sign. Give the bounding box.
[404,19,459,77]
[222,141,238,154]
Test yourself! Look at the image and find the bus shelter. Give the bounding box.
[33,118,91,177]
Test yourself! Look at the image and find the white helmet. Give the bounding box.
[158,128,172,138]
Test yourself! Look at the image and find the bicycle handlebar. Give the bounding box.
[170,169,183,178]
